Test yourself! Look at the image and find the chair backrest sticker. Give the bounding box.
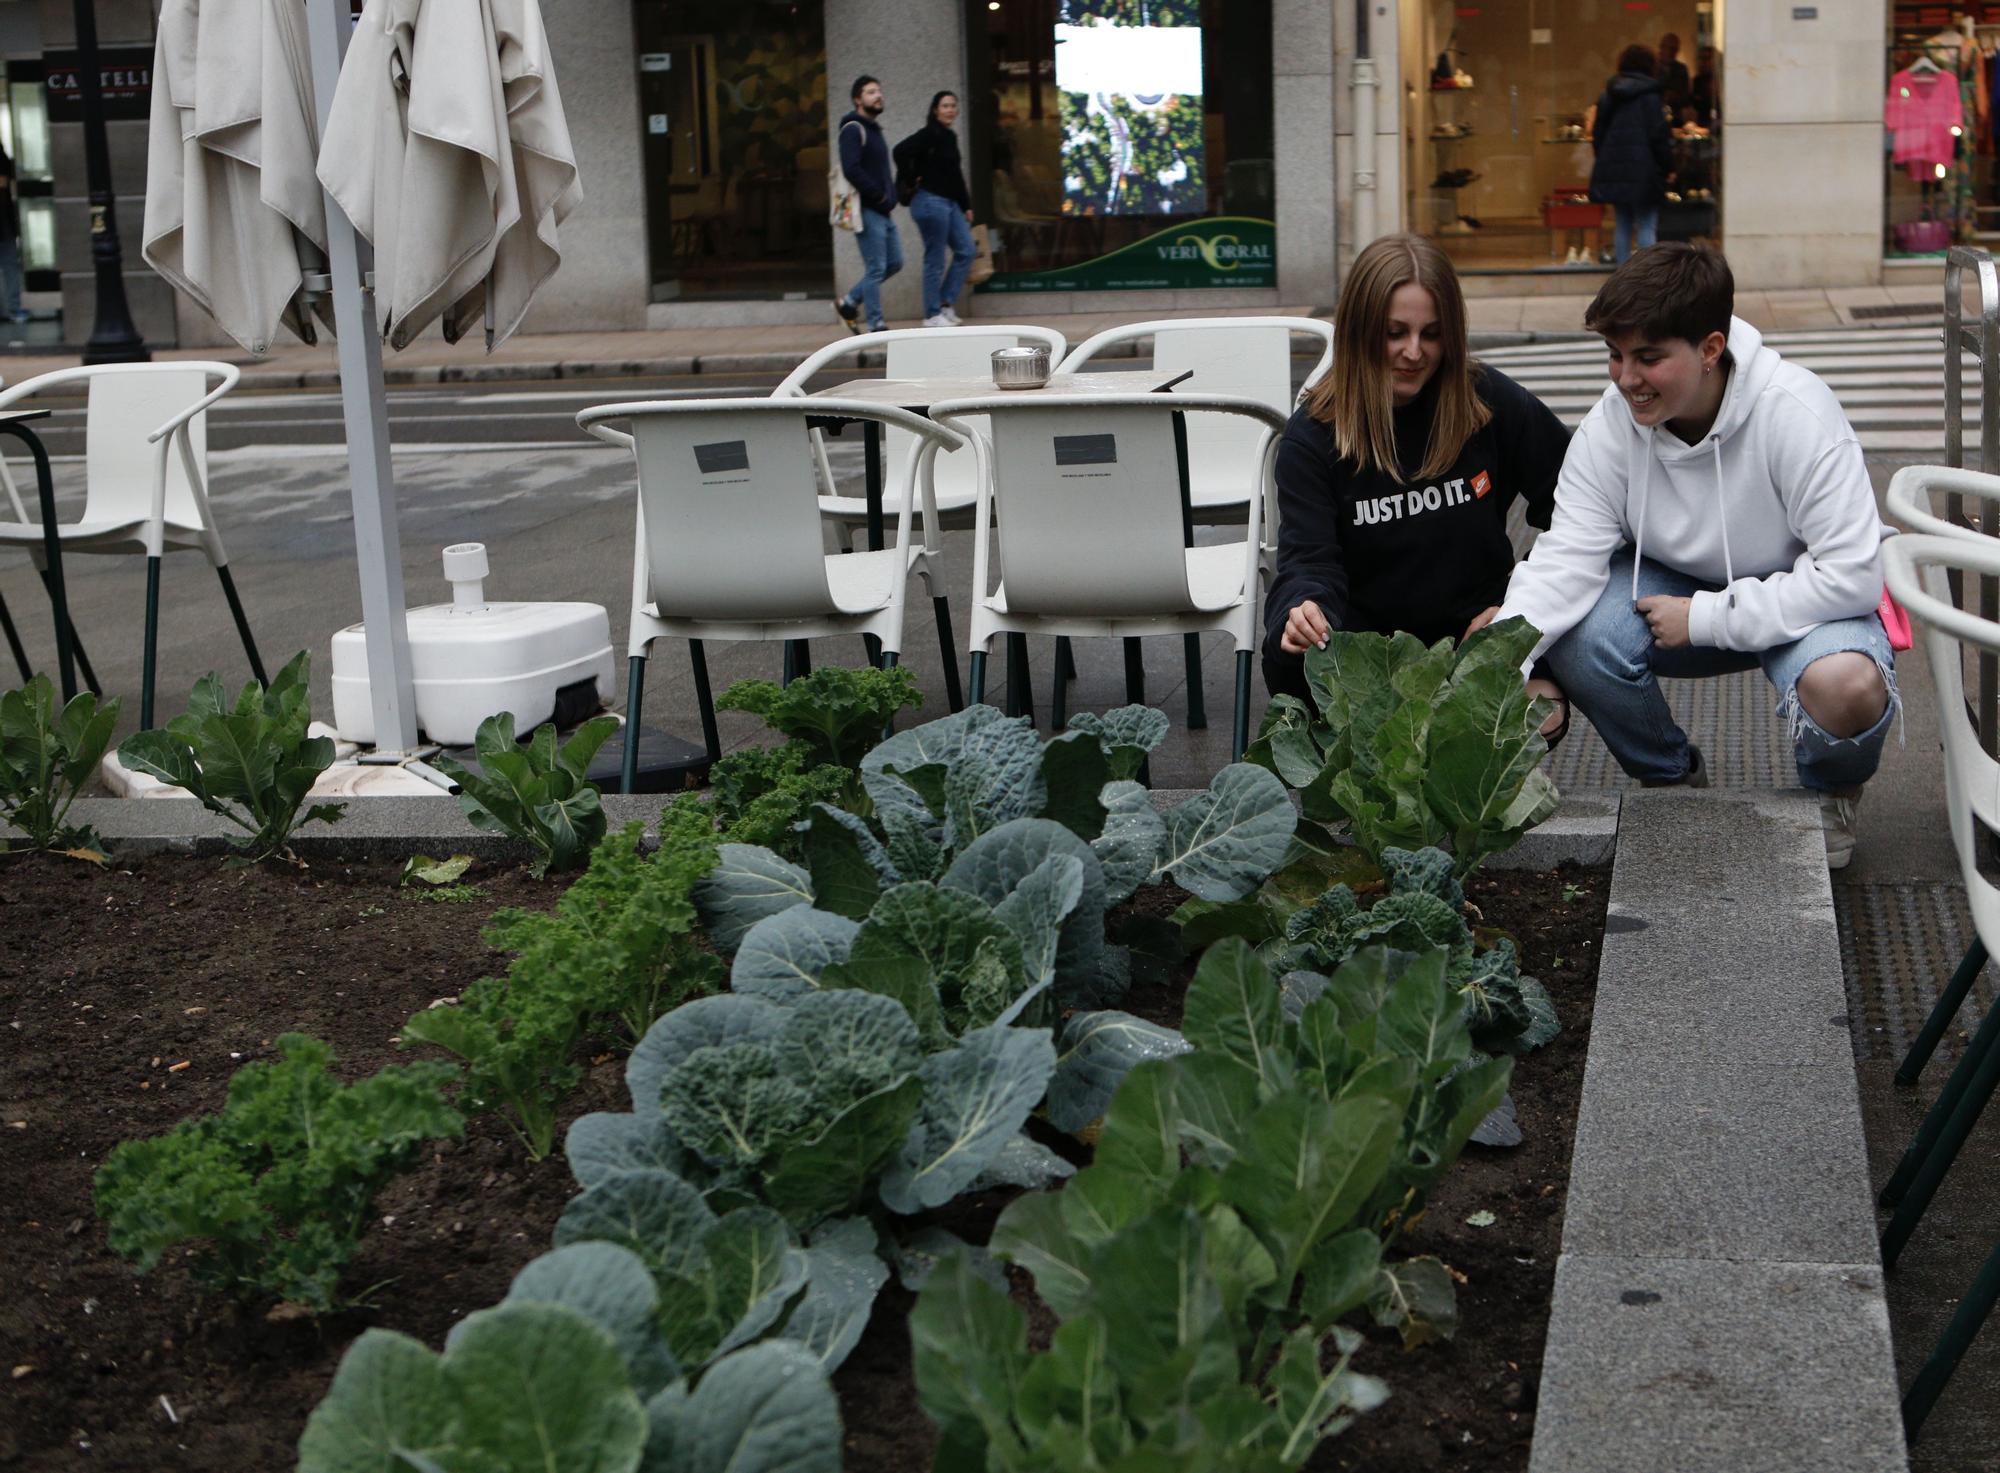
[1053,432,1116,469]
[693,439,750,480]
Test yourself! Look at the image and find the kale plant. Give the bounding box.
[117,651,344,862]
[93,1035,461,1311]
[1249,617,1560,876]
[715,663,920,770]
[401,823,724,1159]
[436,711,621,876]
[0,674,117,854]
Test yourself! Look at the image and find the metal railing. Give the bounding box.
[1942,247,2000,751]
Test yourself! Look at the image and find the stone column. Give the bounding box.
[1273,0,1336,304]
[826,0,966,325]
[1719,0,1886,288]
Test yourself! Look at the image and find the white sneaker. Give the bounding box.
[1821,790,1862,870]
[940,306,962,325]
[922,312,952,328]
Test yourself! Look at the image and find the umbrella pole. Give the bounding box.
[302,0,420,757]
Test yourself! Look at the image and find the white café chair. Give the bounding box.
[931,391,1287,760]
[772,324,1066,546]
[1877,521,2000,1436]
[576,397,964,794]
[0,362,258,725]
[1055,316,1333,526]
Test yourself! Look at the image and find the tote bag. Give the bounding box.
[829,120,862,233]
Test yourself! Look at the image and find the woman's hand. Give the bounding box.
[1462,605,1500,640]
[1634,594,1691,649]
[1280,600,1331,654]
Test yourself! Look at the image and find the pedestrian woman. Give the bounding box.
[895,91,976,328]
[1263,233,1571,734]
[1590,44,1674,264]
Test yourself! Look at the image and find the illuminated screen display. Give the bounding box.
[1055,3,1205,217]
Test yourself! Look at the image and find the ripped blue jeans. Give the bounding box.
[1542,549,1897,791]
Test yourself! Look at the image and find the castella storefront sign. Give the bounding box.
[977,216,1277,293]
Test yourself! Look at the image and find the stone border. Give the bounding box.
[1528,790,1907,1472]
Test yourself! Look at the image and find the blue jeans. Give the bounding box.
[842,206,903,330]
[1543,549,1897,791]
[910,189,973,317]
[1613,201,1659,263]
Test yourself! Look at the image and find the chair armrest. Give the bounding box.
[145,362,242,444]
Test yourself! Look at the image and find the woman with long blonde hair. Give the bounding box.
[1263,233,1571,725]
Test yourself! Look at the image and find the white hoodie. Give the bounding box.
[1496,317,1883,662]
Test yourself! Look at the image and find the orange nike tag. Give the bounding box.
[1472,470,1492,499]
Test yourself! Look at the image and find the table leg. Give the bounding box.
[864,419,884,552]
[1171,409,1206,730]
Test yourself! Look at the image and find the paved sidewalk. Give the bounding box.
[7,282,1945,390]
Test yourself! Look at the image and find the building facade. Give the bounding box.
[79,0,1976,347]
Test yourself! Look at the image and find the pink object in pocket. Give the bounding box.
[1879,586,1914,652]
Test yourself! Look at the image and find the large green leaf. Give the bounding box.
[1178,939,1292,1096]
[641,1341,842,1473]
[849,881,1027,1023]
[1368,1255,1460,1348]
[779,1216,889,1371]
[1268,1323,1390,1460]
[1219,1091,1402,1285]
[693,844,813,953]
[1087,1203,1236,1422]
[1038,729,1113,840]
[554,1168,714,1287]
[909,1250,1032,1464]
[799,805,897,919]
[1047,1010,1189,1132]
[990,1189,1095,1319]
[943,819,1110,1010]
[1093,779,1168,905]
[297,1328,457,1473]
[879,1023,1056,1213]
[1066,704,1170,780]
[1156,764,1297,902]
[115,729,209,802]
[446,1304,649,1473]
[463,1242,679,1398]
[763,1077,924,1224]
[730,907,860,1000]
[990,854,1085,1001]
[626,995,787,1117]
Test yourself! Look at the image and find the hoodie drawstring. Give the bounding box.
[1629,448,1653,603]
[1712,437,1735,604]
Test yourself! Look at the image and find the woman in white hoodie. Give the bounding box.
[1470,244,1893,868]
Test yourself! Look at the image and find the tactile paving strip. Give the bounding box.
[1835,882,1991,1064]
[1543,667,1796,789]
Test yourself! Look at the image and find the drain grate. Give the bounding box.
[1834,882,1991,1063]
[1543,667,1795,788]
[1847,302,1946,321]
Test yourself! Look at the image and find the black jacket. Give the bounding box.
[1589,72,1673,207]
[1261,367,1570,666]
[893,120,971,210]
[839,110,895,215]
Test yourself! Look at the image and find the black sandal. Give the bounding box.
[1540,697,1571,752]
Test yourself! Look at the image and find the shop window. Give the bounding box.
[1401,0,1719,274]
[2,70,55,287]
[634,0,831,302]
[1884,4,2000,260]
[966,0,1275,293]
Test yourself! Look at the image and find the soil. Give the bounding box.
[0,852,1607,1473]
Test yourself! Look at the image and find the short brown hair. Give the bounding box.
[1618,44,1656,76]
[1584,242,1734,347]
[1304,233,1490,482]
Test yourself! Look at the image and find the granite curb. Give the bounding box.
[1529,789,1907,1473]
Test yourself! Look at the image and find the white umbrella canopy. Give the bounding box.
[317,0,580,351]
[143,0,332,355]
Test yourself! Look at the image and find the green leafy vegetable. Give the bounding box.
[715,664,920,769]
[116,651,344,862]
[0,674,117,854]
[436,711,620,876]
[94,1034,461,1310]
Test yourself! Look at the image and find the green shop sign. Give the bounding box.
[977,216,1276,293]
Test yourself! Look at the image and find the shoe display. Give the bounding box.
[1820,790,1862,870]
[834,297,861,335]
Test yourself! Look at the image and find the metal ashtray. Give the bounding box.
[991,345,1052,389]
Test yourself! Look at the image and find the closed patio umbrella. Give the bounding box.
[316,0,579,351]
[143,0,331,355]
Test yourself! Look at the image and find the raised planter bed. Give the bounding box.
[0,852,1607,1472]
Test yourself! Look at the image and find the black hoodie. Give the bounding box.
[1589,72,1673,207]
[839,110,895,214]
[1261,365,1569,682]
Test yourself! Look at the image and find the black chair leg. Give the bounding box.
[140,555,161,728]
[1881,999,2000,1270]
[1123,636,1146,705]
[1897,938,1991,1087]
[621,654,647,795]
[0,588,29,683]
[1059,637,1077,682]
[1232,650,1253,761]
[783,639,812,685]
[1185,633,1207,729]
[969,649,988,706]
[689,639,722,764]
[216,563,267,685]
[933,596,963,712]
[35,567,100,695]
[1051,635,1071,730]
[1903,1232,2000,1442]
[1005,632,1034,724]
[863,633,882,667]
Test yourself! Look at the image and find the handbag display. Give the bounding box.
[829,119,862,233]
[1894,216,1952,254]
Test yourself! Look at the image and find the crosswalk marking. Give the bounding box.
[1478,327,1971,453]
